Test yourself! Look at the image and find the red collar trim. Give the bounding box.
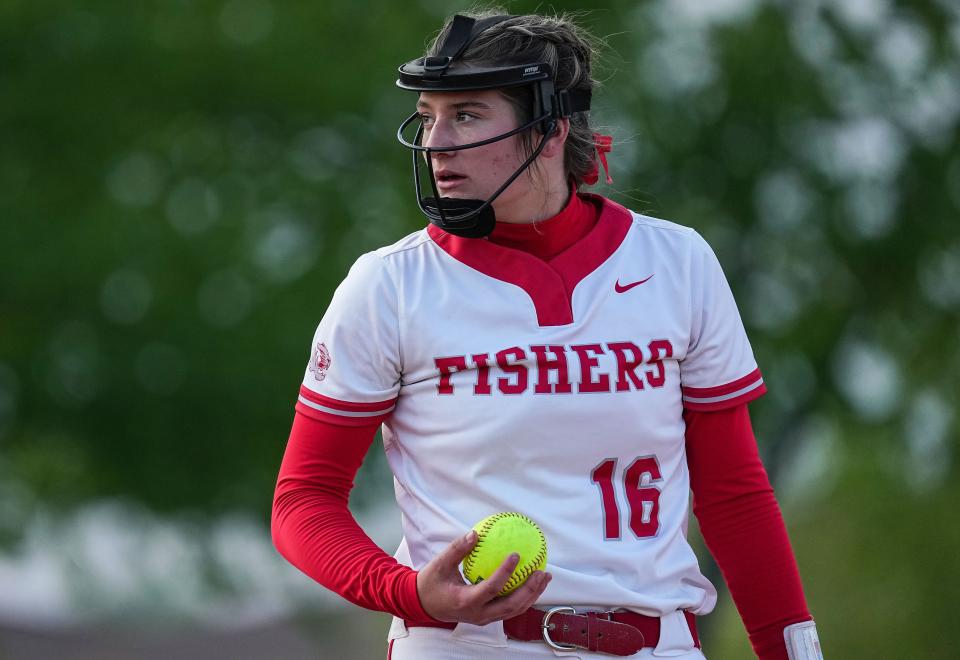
[427,195,633,327]
[488,188,595,261]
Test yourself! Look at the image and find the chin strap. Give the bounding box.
[421,197,496,239]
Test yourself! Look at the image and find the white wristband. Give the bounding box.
[784,620,823,660]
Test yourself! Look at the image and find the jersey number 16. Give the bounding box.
[591,456,662,539]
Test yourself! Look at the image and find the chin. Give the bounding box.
[439,190,478,200]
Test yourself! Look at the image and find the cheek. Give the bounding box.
[484,144,525,175]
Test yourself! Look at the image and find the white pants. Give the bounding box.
[386,612,707,660]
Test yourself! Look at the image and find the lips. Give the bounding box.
[434,169,468,190]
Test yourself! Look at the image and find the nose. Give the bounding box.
[422,116,457,156]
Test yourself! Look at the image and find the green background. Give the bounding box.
[2,0,959,658]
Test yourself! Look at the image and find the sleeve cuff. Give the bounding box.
[682,368,766,411]
[295,386,397,427]
[398,570,436,623]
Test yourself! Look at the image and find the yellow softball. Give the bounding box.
[462,512,547,596]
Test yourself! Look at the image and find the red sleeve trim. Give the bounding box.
[682,368,766,411]
[298,386,397,412]
[296,386,397,425]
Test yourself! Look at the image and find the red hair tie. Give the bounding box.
[584,133,613,185]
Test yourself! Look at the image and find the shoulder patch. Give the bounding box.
[309,342,332,382]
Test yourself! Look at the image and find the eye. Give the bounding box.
[456,111,475,122]
[418,113,434,128]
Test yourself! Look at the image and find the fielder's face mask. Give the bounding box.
[396,14,592,238]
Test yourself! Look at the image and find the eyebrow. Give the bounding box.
[415,100,492,111]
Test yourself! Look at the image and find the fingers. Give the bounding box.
[419,531,552,626]
[436,530,478,573]
[471,551,521,600]
[475,570,553,625]
[464,552,552,624]
[512,570,552,602]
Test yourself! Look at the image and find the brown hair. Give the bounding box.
[426,9,600,189]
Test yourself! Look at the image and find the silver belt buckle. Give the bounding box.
[541,606,579,651]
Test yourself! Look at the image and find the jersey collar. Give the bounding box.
[427,194,633,327]
[488,186,596,261]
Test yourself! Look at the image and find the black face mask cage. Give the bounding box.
[396,86,560,238]
[394,14,591,238]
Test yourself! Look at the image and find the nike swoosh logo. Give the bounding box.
[615,274,654,293]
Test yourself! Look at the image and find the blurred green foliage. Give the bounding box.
[2,0,959,656]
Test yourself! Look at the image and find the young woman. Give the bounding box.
[272,11,823,660]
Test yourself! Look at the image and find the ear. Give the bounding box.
[540,117,570,159]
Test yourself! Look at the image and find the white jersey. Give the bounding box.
[297,195,765,621]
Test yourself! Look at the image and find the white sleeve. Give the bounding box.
[295,252,401,426]
[680,231,766,411]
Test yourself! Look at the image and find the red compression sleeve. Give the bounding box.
[271,412,430,621]
[685,404,811,660]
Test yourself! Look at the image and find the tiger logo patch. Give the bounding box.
[309,342,332,382]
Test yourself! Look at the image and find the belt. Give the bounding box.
[405,607,699,656]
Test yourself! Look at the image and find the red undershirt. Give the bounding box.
[272,192,811,659]
[486,188,600,260]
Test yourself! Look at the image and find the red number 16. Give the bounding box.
[591,456,663,539]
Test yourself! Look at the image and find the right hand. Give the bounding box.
[416,530,552,626]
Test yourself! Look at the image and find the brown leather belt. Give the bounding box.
[406,607,699,656]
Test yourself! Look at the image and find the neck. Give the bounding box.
[494,177,570,225]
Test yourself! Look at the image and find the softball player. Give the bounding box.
[272,11,823,660]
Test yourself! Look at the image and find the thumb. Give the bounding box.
[436,530,478,572]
